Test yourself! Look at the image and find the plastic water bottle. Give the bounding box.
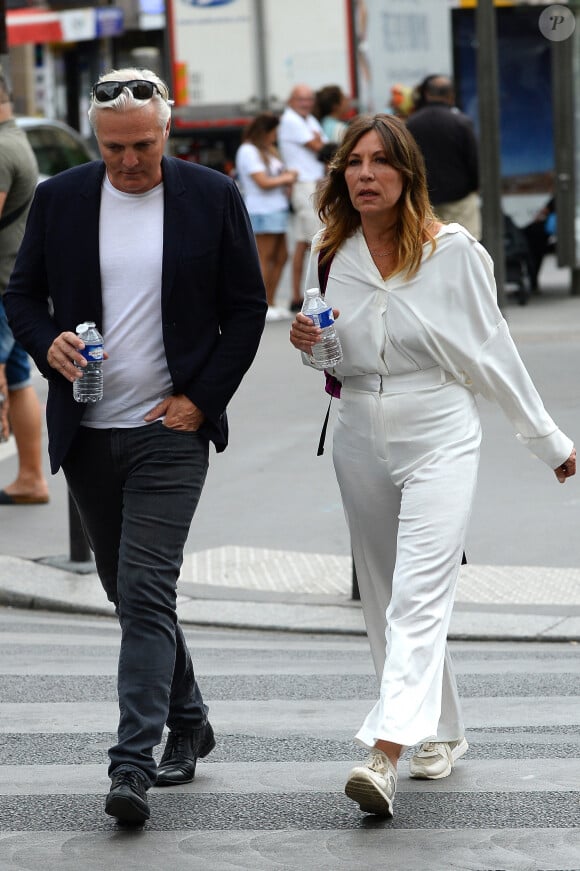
[73,321,103,403]
[302,287,343,370]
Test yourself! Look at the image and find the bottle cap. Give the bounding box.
[304,288,320,298]
[75,321,95,334]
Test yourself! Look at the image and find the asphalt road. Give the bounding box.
[1,258,579,569]
[0,605,578,871]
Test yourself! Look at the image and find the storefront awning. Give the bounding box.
[7,6,124,47]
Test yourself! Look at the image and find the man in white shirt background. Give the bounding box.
[278,84,327,311]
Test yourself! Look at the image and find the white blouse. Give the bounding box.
[304,223,572,469]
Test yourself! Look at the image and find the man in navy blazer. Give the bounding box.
[5,69,267,825]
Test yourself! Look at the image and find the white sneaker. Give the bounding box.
[265,306,281,322]
[273,306,293,320]
[344,749,397,817]
[409,737,469,779]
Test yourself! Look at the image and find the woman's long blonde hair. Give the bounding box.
[316,113,438,278]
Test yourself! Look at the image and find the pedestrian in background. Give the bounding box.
[278,84,327,312]
[289,113,575,819]
[5,67,266,825]
[406,75,481,239]
[522,196,556,293]
[388,83,415,119]
[235,112,298,321]
[315,84,350,144]
[0,69,49,506]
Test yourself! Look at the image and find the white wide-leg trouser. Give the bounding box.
[332,369,481,749]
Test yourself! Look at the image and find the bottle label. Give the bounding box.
[309,308,334,329]
[80,343,103,362]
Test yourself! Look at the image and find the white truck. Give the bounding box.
[166,0,554,226]
[165,0,459,169]
[166,0,355,170]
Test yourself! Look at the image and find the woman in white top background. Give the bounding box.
[235,113,298,321]
[315,84,350,145]
[289,113,576,819]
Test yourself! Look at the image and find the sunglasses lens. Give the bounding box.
[93,80,159,102]
[129,82,155,100]
[94,82,122,102]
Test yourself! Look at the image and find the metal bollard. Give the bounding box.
[68,490,92,563]
[350,552,466,602]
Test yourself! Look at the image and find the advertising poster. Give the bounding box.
[453,6,554,194]
[352,0,453,114]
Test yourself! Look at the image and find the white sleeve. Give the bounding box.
[423,236,573,469]
[466,319,572,467]
[236,144,265,176]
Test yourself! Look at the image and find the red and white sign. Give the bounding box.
[6,6,124,46]
[6,8,64,46]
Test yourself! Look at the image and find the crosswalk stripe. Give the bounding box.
[0,608,579,870]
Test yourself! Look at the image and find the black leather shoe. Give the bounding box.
[155,721,216,787]
[105,770,150,824]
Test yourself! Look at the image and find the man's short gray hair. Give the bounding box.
[88,67,172,131]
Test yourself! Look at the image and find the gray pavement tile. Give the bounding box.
[1,828,578,871]
[2,552,580,645]
[545,617,580,638]
[448,610,578,641]
[179,548,580,605]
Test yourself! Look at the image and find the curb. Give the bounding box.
[1,585,579,642]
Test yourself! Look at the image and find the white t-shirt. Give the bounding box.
[82,174,173,428]
[235,143,289,214]
[278,107,326,182]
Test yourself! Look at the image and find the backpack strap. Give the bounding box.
[316,247,341,456]
[318,247,342,399]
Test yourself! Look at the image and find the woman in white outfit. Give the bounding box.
[289,114,576,818]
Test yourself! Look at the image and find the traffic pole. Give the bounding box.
[476,0,506,308]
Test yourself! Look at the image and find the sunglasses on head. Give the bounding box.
[92,79,167,103]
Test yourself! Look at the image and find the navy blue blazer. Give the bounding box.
[5,156,267,473]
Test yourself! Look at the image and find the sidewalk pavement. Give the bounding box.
[0,546,579,641]
[1,258,579,642]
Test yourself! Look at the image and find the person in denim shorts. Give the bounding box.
[0,69,48,504]
[235,112,298,321]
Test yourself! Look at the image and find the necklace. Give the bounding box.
[369,247,395,257]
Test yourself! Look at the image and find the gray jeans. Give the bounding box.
[63,422,210,786]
